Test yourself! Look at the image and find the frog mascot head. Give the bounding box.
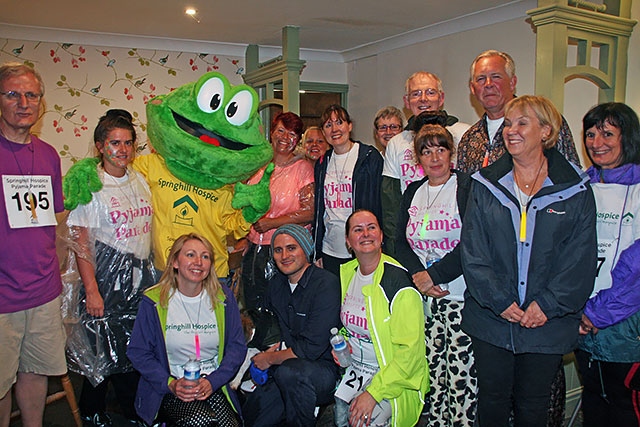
[147,72,272,189]
[63,72,275,276]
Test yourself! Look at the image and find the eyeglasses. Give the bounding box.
[407,88,440,100]
[0,91,42,103]
[376,124,402,132]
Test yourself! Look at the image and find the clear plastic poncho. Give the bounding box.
[60,167,158,386]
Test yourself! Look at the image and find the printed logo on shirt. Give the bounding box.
[158,177,219,203]
[110,205,153,225]
[402,149,414,162]
[166,322,218,333]
[546,208,565,215]
[173,195,198,227]
[324,181,353,209]
[406,210,461,237]
[341,307,368,340]
[596,210,621,224]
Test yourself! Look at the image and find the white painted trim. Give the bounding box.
[0,22,343,62]
[341,0,537,62]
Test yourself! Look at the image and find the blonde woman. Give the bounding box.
[128,233,247,426]
[461,96,596,426]
[302,126,329,163]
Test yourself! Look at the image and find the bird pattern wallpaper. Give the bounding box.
[0,38,246,172]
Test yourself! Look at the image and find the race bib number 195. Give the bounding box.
[3,175,56,228]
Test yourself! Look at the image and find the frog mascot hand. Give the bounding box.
[64,72,273,277]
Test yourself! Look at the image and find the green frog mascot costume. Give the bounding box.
[63,72,274,278]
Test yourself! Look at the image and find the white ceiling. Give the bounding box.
[0,0,535,58]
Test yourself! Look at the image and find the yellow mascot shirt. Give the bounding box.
[134,153,251,277]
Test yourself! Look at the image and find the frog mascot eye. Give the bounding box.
[197,76,224,113]
[144,72,272,189]
[225,90,253,126]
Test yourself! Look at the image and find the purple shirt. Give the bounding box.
[0,135,64,313]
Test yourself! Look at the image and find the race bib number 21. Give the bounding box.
[335,361,377,403]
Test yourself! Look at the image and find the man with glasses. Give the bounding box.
[0,62,67,427]
[373,106,404,155]
[382,71,469,255]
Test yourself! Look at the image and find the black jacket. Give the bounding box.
[313,141,383,258]
[266,264,341,365]
[460,149,597,354]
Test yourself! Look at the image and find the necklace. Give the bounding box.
[419,174,451,239]
[178,289,204,359]
[0,126,31,144]
[513,159,546,242]
[105,168,141,212]
[274,153,297,168]
[330,143,355,205]
[331,143,355,184]
[2,134,37,221]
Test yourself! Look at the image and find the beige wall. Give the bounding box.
[347,3,640,168]
[347,17,535,144]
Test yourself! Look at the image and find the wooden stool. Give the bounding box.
[10,373,82,427]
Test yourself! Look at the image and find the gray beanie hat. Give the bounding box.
[271,224,314,261]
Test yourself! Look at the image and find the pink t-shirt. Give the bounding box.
[246,157,314,245]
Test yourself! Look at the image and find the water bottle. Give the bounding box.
[425,249,441,268]
[425,250,449,291]
[330,327,351,367]
[183,356,201,382]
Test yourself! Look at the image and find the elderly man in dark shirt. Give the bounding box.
[243,224,341,427]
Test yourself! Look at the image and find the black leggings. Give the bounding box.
[472,337,562,427]
[79,371,139,419]
[575,350,638,427]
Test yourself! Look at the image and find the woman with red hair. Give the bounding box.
[241,112,315,310]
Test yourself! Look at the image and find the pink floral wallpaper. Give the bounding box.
[0,38,246,172]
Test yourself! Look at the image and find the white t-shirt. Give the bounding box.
[341,268,377,368]
[67,167,153,259]
[322,144,360,258]
[487,117,504,144]
[404,174,466,301]
[165,290,220,377]
[591,182,640,297]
